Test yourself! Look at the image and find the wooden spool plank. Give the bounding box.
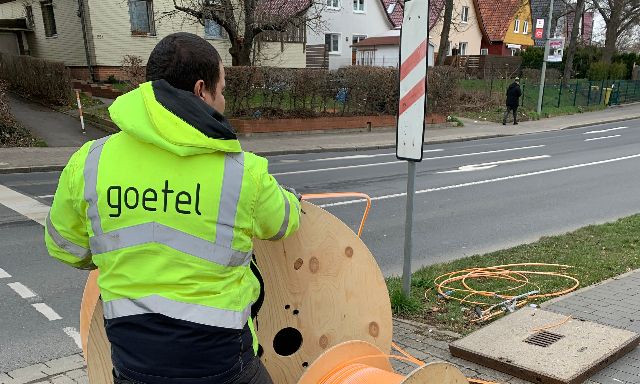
[402,362,468,384]
[255,202,392,383]
[80,270,100,361]
[87,300,113,384]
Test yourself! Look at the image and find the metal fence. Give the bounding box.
[468,78,640,111]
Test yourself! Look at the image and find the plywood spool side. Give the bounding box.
[402,362,468,384]
[254,201,392,384]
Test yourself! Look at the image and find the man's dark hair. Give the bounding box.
[146,32,222,93]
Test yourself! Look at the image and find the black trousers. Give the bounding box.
[113,357,274,384]
[503,106,518,124]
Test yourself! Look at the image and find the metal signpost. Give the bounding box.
[397,0,429,297]
[537,0,555,114]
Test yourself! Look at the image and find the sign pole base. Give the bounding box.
[402,161,417,297]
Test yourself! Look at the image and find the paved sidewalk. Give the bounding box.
[2,96,640,173]
[3,270,637,384]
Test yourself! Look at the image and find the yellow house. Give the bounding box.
[475,0,534,56]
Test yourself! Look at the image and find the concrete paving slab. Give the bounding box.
[450,308,640,384]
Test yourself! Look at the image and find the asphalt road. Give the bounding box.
[1,118,640,370]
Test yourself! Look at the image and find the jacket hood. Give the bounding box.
[108,80,241,156]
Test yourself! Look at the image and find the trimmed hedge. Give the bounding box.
[0,53,73,105]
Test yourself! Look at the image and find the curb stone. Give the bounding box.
[1,355,87,384]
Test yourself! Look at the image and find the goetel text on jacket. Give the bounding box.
[106,180,203,218]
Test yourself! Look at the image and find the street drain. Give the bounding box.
[524,331,565,347]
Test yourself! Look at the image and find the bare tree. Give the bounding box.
[436,0,454,65]
[166,0,322,66]
[563,0,586,82]
[591,0,640,63]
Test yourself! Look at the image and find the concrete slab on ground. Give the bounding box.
[449,308,640,384]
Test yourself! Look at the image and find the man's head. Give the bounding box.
[146,32,226,114]
[514,77,520,84]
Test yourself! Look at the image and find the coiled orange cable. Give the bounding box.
[302,193,372,237]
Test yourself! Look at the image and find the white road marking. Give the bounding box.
[318,153,640,208]
[32,303,62,321]
[8,282,37,299]
[38,194,54,198]
[0,268,11,279]
[63,327,82,349]
[583,126,627,135]
[584,135,621,142]
[307,149,444,162]
[273,145,545,176]
[0,184,48,225]
[437,155,550,174]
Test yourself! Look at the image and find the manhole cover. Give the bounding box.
[524,331,565,347]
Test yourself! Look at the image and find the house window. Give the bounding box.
[325,33,340,53]
[326,0,340,9]
[514,19,520,33]
[523,20,529,34]
[353,0,365,12]
[459,42,468,55]
[129,0,155,35]
[480,48,488,55]
[40,1,57,37]
[461,6,469,23]
[511,48,519,56]
[352,35,367,44]
[204,19,225,39]
[25,5,35,29]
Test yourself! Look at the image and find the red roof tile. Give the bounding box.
[379,0,445,31]
[474,0,526,42]
[352,35,401,47]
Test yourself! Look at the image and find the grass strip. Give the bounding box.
[387,214,640,334]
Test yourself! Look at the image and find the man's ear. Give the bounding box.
[193,80,206,100]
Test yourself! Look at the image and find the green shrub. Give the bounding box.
[588,61,609,81]
[0,54,72,105]
[608,62,627,80]
[520,47,544,69]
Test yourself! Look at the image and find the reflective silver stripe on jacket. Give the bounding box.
[46,214,91,259]
[84,136,110,236]
[103,295,251,330]
[215,153,244,249]
[90,222,253,267]
[83,148,252,267]
[267,187,291,241]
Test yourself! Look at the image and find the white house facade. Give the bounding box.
[306,0,394,69]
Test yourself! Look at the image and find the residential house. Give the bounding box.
[352,29,435,67]
[0,0,308,81]
[561,3,594,44]
[306,0,395,69]
[377,0,483,59]
[529,0,564,46]
[475,0,534,56]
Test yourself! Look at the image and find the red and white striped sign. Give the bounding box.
[396,0,429,161]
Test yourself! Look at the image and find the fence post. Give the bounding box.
[573,80,578,106]
[625,80,629,103]
[521,83,525,107]
[587,81,591,106]
[557,78,563,108]
[599,79,605,105]
[634,80,638,102]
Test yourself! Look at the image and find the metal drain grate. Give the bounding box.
[524,331,565,347]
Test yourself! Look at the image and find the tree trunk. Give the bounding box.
[601,4,622,64]
[563,0,585,83]
[229,38,253,66]
[437,0,454,65]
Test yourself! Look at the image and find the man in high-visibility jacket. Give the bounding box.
[45,32,301,384]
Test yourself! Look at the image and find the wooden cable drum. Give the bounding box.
[80,201,393,383]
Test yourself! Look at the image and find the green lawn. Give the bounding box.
[387,214,640,334]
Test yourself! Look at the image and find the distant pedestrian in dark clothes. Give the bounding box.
[503,77,522,125]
